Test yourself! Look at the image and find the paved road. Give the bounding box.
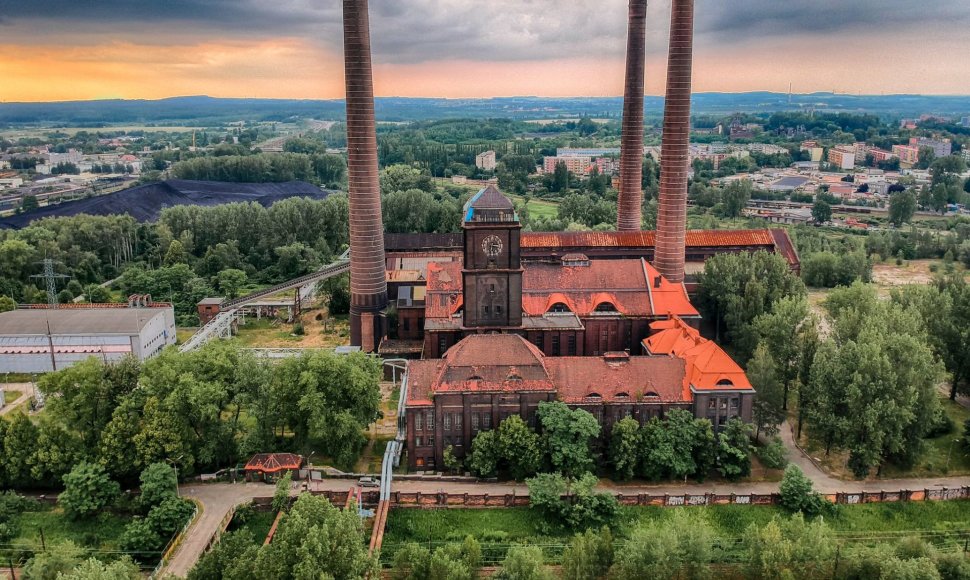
[161,482,275,578]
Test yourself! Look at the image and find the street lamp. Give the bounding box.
[167,454,184,498]
[945,438,961,472]
[304,452,316,492]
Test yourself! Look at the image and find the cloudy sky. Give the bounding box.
[1,0,968,102]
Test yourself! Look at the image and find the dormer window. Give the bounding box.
[549,302,571,313]
[594,302,618,313]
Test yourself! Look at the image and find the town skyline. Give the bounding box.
[2,0,970,102]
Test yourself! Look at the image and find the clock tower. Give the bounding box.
[462,185,523,328]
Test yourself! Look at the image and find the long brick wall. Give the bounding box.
[311,486,970,510]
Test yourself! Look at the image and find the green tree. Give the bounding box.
[254,494,378,580]
[497,415,542,481]
[562,527,614,580]
[443,445,463,475]
[609,417,640,481]
[21,195,39,213]
[83,284,112,303]
[468,429,501,478]
[21,541,85,580]
[756,437,788,473]
[391,543,430,580]
[188,530,259,580]
[639,410,715,482]
[138,462,178,513]
[553,161,569,193]
[495,546,552,580]
[57,557,141,580]
[526,472,617,532]
[536,401,600,478]
[2,412,40,488]
[146,497,195,538]
[273,471,292,513]
[744,514,835,580]
[748,343,785,436]
[216,268,247,299]
[611,511,714,580]
[0,295,15,312]
[163,239,188,266]
[812,199,832,224]
[59,462,121,520]
[720,180,753,218]
[889,190,917,226]
[697,251,806,354]
[717,418,753,480]
[119,517,163,559]
[778,465,823,516]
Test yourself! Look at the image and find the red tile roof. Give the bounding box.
[520,229,777,250]
[424,258,698,320]
[244,453,303,473]
[643,317,753,394]
[405,334,690,405]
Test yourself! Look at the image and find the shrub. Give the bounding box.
[292,323,305,336]
[494,546,551,580]
[756,437,789,471]
[137,463,178,513]
[925,407,955,438]
[120,517,163,560]
[147,498,195,538]
[779,465,825,516]
[526,473,618,533]
[59,462,121,520]
[272,471,292,513]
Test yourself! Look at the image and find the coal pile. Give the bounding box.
[0,179,332,229]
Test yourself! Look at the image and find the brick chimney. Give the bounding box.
[616,0,648,232]
[654,0,695,283]
[343,0,388,351]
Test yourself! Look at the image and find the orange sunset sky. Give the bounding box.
[1,0,969,102]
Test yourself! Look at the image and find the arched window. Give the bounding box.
[507,372,522,381]
[594,302,618,313]
[716,379,734,387]
[615,392,630,400]
[643,391,660,398]
[468,375,484,381]
[549,302,571,313]
[585,392,603,401]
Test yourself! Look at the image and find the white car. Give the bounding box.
[358,476,380,488]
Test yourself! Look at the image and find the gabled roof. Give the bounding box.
[244,453,303,473]
[424,258,698,320]
[405,334,690,406]
[643,317,753,394]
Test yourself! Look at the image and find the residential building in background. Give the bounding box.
[543,155,593,175]
[910,136,952,158]
[893,144,922,166]
[475,150,496,171]
[828,145,856,170]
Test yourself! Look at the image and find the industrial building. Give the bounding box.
[0,297,176,373]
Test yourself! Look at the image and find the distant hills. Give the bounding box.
[1,93,969,125]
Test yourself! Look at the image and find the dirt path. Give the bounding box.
[0,384,32,416]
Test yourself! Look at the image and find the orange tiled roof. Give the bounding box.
[243,453,303,473]
[406,334,690,405]
[643,317,753,396]
[424,258,698,320]
[520,229,776,249]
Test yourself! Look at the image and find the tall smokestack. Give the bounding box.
[343,0,388,351]
[654,0,694,283]
[616,0,648,231]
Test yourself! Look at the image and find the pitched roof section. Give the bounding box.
[425,258,698,320]
[243,453,303,473]
[519,229,776,250]
[643,317,753,394]
[405,334,690,405]
[463,184,517,223]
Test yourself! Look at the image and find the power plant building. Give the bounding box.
[0,300,176,373]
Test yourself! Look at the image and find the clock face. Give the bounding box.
[482,235,503,258]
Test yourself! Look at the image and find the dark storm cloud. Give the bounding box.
[1,0,967,63]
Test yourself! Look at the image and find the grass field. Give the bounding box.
[13,503,131,553]
[233,309,350,349]
[508,194,559,221]
[383,500,970,560]
[228,508,278,544]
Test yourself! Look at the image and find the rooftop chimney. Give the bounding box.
[343,0,388,351]
[654,0,695,284]
[616,0,648,232]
